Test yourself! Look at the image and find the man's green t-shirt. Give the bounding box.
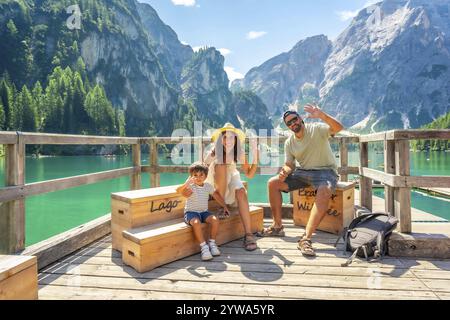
[284,123,337,172]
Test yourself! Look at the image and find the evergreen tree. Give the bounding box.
[20,86,37,132]
[32,81,45,131]
[0,99,5,130]
[0,75,15,130]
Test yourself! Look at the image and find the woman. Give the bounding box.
[182,123,259,251]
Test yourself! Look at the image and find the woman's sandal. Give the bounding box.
[217,208,230,220]
[243,233,257,251]
[297,238,316,257]
[256,225,285,237]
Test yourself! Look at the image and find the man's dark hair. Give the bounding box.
[189,162,209,176]
[283,110,300,122]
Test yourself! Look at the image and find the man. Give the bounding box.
[260,103,344,257]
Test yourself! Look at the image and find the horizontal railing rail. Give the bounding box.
[358,129,450,233]
[1,129,449,255]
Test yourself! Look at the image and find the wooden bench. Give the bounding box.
[111,186,186,252]
[111,182,248,252]
[0,255,38,300]
[292,182,356,234]
[122,206,264,273]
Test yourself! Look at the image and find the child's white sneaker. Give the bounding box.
[201,244,213,261]
[209,240,221,256]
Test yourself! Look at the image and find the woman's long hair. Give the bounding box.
[212,131,243,164]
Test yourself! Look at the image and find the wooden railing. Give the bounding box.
[0,130,449,254]
[358,130,450,233]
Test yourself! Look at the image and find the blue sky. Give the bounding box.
[139,0,379,82]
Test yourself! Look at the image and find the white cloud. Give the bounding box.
[336,10,359,21]
[171,0,196,7]
[218,48,232,56]
[180,41,189,45]
[336,1,381,21]
[224,67,244,83]
[246,31,267,40]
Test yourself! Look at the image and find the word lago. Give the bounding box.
[150,199,182,213]
[111,186,186,252]
[292,182,356,235]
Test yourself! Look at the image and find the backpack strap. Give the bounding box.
[362,245,369,261]
[341,246,360,267]
[348,213,388,230]
[334,227,348,248]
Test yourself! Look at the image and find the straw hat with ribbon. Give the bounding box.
[211,123,246,144]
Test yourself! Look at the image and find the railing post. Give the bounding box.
[384,139,395,216]
[195,136,204,163]
[0,134,25,253]
[339,137,349,182]
[130,143,141,190]
[150,140,160,187]
[359,142,372,210]
[394,139,411,233]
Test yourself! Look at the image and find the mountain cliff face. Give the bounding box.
[181,47,239,127]
[232,35,332,115]
[0,0,272,136]
[322,0,450,131]
[234,0,450,131]
[137,2,193,86]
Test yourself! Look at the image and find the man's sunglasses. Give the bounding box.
[285,116,299,127]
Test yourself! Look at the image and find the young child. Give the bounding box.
[176,162,230,261]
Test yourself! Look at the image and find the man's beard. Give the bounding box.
[291,124,302,133]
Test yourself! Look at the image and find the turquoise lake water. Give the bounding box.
[0,150,448,246]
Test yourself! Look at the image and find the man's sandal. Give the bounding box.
[243,233,257,251]
[297,238,316,257]
[256,225,285,237]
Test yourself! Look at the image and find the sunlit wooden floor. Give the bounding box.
[38,220,450,300]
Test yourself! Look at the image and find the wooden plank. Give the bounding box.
[51,256,450,281]
[21,132,140,145]
[54,231,450,272]
[0,263,38,300]
[141,136,355,146]
[339,138,349,182]
[57,244,450,273]
[0,255,37,281]
[359,142,372,210]
[384,140,395,216]
[0,136,25,254]
[39,262,433,293]
[388,232,450,259]
[111,185,182,203]
[150,141,160,187]
[46,255,422,278]
[359,132,388,143]
[38,273,437,300]
[0,131,18,145]
[130,144,141,190]
[0,167,135,203]
[38,285,276,300]
[422,279,450,293]
[393,130,450,141]
[394,140,411,233]
[405,176,450,188]
[21,214,111,270]
[359,168,401,187]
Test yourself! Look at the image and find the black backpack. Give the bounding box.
[335,212,399,267]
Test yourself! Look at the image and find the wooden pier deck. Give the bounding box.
[37,220,450,300]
